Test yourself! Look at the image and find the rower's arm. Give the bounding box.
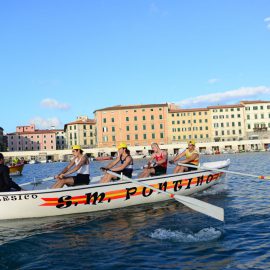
[111,156,132,172]
[62,155,90,176]
[105,157,120,169]
[173,151,186,162]
[181,153,199,164]
[58,159,75,175]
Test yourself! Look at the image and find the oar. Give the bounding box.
[107,170,224,222]
[20,176,55,187]
[176,162,270,180]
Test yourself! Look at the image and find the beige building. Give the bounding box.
[94,104,169,148]
[64,116,96,149]
[240,100,270,140]
[168,107,211,144]
[208,104,246,142]
[55,129,67,150]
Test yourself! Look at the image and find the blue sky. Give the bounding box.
[1,0,270,133]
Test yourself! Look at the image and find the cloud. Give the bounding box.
[264,17,270,29]
[175,86,270,108]
[29,117,62,129]
[208,78,220,84]
[40,98,70,110]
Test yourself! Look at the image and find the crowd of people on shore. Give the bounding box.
[0,140,200,192]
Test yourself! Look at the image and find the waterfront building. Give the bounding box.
[94,104,169,147]
[208,104,246,142]
[55,129,67,150]
[64,116,96,149]
[240,100,270,140]
[168,106,212,144]
[7,124,57,151]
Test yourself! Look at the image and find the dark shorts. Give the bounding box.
[73,174,90,186]
[150,165,167,176]
[113,169,133,180]
[185,163,198,172]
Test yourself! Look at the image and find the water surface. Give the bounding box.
[0,152,270,270]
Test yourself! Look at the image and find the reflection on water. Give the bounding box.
[0,153,270,270]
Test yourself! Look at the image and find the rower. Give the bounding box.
[51,145,90,189]
[138,142,168,178]
[100,142,133,183]
[169,140,200,173]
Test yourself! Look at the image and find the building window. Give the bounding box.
[127,135,130,140]
[152,133,155,139]
[126,126,130,131]
[135,134,138,140]
[134,116,137,121]
[151,115,154,120]
[159,115,162,119]
[160,133,164,139]
[126,117,129,121]
[143,125,146,130]
[143,134,147,139]
[143,116,146,121]
[103,118,106,123]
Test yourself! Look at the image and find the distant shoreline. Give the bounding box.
[2,138,269,162]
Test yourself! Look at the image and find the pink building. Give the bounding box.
[7,124,58,151]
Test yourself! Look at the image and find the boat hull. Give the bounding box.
[0,160,229,220]
[9,164,24,176]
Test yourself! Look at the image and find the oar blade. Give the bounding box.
[174,194,224,222]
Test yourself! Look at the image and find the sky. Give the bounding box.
[0,0,270,133]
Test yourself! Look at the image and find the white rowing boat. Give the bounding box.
[0,159,230,221]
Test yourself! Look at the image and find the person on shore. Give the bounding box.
[51,145,90,189]
[0,153,23,192]
[138,143,168,178]
[169,140,200,173]
[12,157,20,165]
[100,142,133,183]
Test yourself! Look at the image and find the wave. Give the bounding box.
[150,227,222,243]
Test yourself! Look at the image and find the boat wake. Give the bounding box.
[150,227,222,242]
[198,183,228,196]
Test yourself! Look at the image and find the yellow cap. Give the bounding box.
[188,140,196,145]
[117,142,127,150]
[72,145,82,150]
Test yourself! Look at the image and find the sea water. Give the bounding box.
[0,152,270,270]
